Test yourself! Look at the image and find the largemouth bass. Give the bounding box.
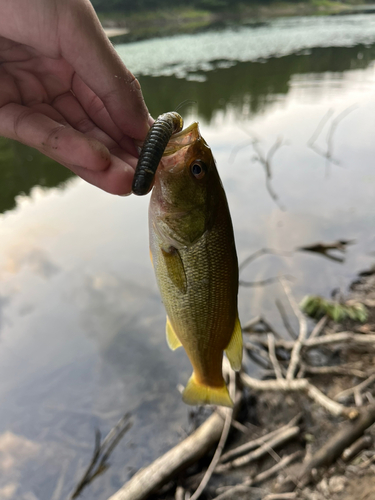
[149,122,242,407]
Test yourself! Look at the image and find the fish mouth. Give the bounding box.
[161,122,200,173]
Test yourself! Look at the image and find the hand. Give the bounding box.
[0,0,150,195]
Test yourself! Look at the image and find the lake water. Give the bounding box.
[1,13,375,500]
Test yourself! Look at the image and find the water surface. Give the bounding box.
[0,14,375,500]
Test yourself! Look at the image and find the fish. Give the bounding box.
[149,121,242,407]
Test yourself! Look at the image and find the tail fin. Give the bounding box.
[182,373,233,408]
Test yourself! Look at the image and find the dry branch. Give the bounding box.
[268,333,283,380]
[244,331,375,350]
[189,369,236,500]
[276,299,297,339]
[213,451,303,500]
[107,398,241,500]
[309,315,328,340]
[215,425,300,472]
[342,435,373,462]
[220,413,302,464]
[240,372,356,418]
[300,363,368,379]
[334,373,375,403]
[277,404,375,492]
[280,279,307,380]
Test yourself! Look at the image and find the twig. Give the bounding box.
[241,315,262,332]
[240,372,356,418]
[175,486,186,500]
[308,105,358,173]
[309,315,328,339]
[220,413,302,463]
[280,279,307,380]
[213,451,303,500]
[335,373,375,403]
[189,369,236,500]
[268,333,283,380]
[277,404,375,492]
[252,136,287,210]
[72,413,132,499]
[243,314,284,339]
[342,435,373,462]
[245,342,273,369]
[215,426,300,472]
[107,388,242,500]
[263,494,298,500]
[276,299,297,339]
[299,363,368,379]
[239,248,291,274]
[239,275,294,288]
[244,332,375,350]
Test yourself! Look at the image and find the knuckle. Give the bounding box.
[86,93,105,119]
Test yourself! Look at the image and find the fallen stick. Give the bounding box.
[280,279,307,380]
[299,363,368,379]
[213,450,303,500]
[189,368,236,500]
[268,333,283,380]
[215,425,300,472]
[263,494,297,500]
[245,332,375,350]
[277,404,375,492]
[334,373,375,403]
[107,397,241,500]
[275,299,297,340]
[220,413,302,463]
[240,372,357,418]
[309,315,328,339]
[342,434,373,462]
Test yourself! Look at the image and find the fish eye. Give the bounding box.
[190,160,206,180]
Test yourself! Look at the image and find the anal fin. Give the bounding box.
[225,314,243,371]
[166,316,182,351]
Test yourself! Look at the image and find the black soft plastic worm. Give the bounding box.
[132,112,184,195]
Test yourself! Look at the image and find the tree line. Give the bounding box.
[91,0,309,14]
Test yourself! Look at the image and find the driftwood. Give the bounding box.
[219,413,302,464]
[215,425,300,472]
[245,331,375,350]
[213,450,303,500]
[277,404,375,492]
[107,395,241,500]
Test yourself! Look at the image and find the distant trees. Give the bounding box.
[90,0,311,14]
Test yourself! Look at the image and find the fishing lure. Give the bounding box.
[132,112,184,196]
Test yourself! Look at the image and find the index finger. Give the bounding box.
[58,0,150,141]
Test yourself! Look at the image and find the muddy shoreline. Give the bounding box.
[107,271,375,500]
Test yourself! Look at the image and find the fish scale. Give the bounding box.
[149,121,242,407]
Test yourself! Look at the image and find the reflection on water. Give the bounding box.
[0,138,74,215]
[1,15,375,500]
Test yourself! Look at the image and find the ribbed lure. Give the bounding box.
[132,112,184,195]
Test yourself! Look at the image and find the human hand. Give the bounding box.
[0,0,150,195]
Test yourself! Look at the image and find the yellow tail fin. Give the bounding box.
[182,373,233,408]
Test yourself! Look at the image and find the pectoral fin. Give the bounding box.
[166,316,182,351]
[225,314,243,371]
[161,246,187,294]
